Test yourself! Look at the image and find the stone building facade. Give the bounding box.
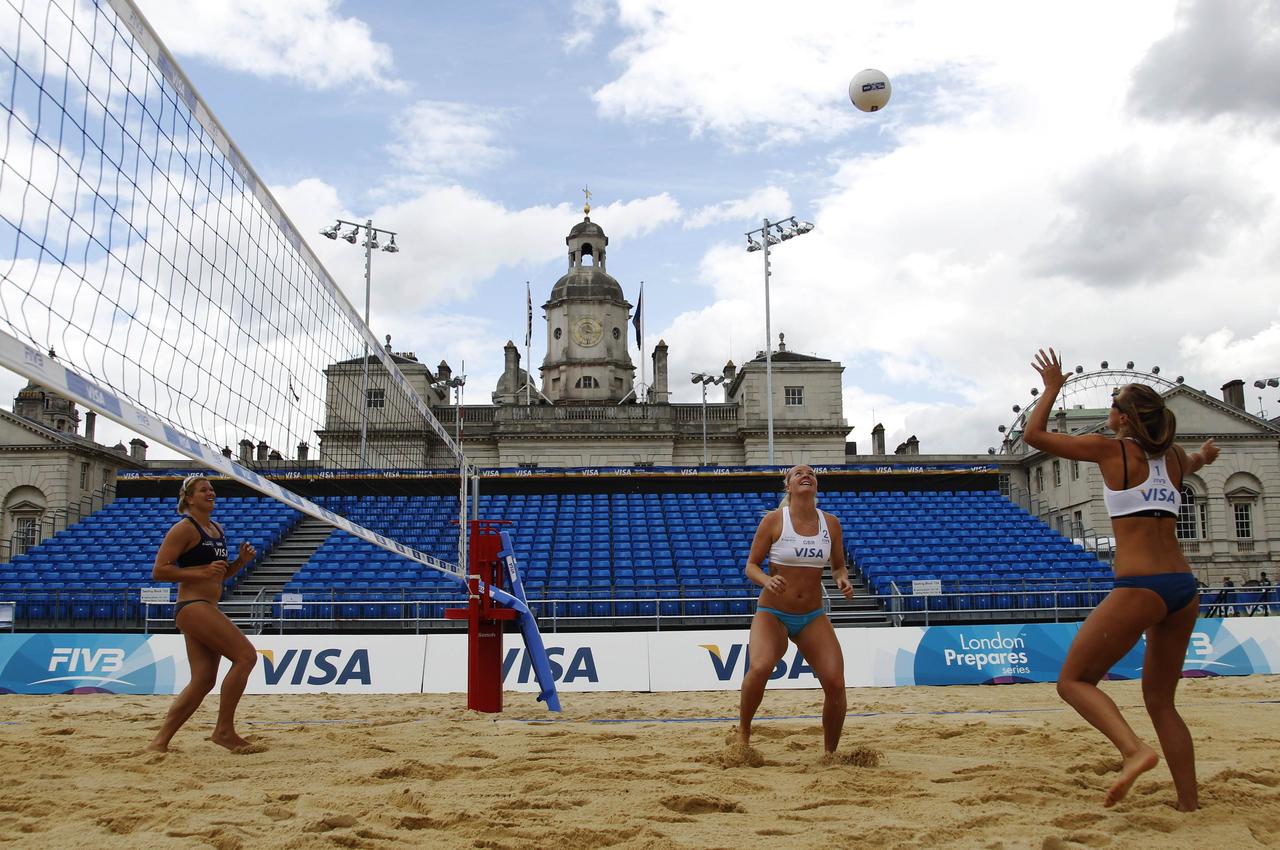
[316,212,853,469]
[1,374,145,559]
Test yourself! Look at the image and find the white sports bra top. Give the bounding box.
[768,507,831,569]
[1102,439,1182,518]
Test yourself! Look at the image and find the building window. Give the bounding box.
[1070,460,1079,481]
[1073,510,1083,537]
[1176,487,1200,539]
[79,462,89,489]
[1034,466,1044,492]
[575,376,598,389]
[784,386,804,406]
[15,516,39,555]
[998,474,1010,497]
[1233,502,1253,539]
[1052,460,1061,487]
[103,468,113,487]
[366,387,385,408]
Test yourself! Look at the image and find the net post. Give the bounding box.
[446,520,518,713]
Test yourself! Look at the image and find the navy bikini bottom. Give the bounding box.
[1112,572,1198,614]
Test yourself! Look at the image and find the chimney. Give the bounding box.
[84,409,96,442]
[906,435,920,455]
[722,360,736,384]
[238,438,253,463]
[651,340,670,403]
[1222,379,1245,410]
[872,423,886,455]
[438,360,452,382]
[297,442,309,462]
[256,440,269,462]
[129,437,147,461]
[221,446,232,458]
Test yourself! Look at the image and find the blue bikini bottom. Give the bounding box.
[1112,572,1198,614]
[758,606,825,638]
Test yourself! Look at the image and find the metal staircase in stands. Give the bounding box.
[823,569,892,626]
[222,516,334,632]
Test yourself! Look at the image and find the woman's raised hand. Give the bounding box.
[1032,347,1069,392]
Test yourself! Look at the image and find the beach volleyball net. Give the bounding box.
[0,0,476,566]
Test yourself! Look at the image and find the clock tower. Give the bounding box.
[540,200,636,403]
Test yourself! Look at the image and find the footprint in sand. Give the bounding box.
[821,747,883,768]
[660,794,745,815]
[700,741,765,768]
[302,814,358,833]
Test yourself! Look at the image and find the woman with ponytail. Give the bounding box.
[1024,349,1217,811]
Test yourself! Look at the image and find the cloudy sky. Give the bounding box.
[6,0,1280,457]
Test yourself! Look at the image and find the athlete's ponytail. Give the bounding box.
[1114,384,1177,455]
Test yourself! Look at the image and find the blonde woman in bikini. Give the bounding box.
[738,464,854,755]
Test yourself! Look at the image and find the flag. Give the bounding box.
[525,281,532,349]
[287,374,300,403]
[632,282,643,350]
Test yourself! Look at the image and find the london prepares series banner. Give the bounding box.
[1,620,1277,695]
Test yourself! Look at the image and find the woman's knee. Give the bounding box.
[187,673,217,697]
[228,647,259,669]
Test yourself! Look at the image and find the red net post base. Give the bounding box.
[444,520,516,713]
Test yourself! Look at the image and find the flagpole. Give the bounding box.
[525,281,532,406]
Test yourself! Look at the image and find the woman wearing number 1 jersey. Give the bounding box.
[1024,348,1218,811]
[737,464,853,756]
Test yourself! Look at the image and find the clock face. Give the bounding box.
[572,316,603,347]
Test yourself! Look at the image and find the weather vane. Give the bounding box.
[583,185,591,215]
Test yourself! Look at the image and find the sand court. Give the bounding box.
[2,675,1278,849]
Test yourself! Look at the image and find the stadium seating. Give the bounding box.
[0,497,300,624]
[0,487,1125,623]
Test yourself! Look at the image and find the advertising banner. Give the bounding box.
[648,629,822,691]
[223,635,427,694]
[0,633,186,694]
[1,618,1277,695]
[422,632,650,693]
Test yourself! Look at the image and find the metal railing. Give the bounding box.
[0,582,1273,633]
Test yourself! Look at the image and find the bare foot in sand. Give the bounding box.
[1105,744,1158,807]
[144,741,168,754]
[209,729,253,751]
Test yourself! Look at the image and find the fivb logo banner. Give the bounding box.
[649,630,821,691]
[211,636,427,694]
[421,633,649,692]
[0,634,185,694]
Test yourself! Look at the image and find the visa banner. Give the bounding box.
[223,635,427,694]
[421,632,649,693]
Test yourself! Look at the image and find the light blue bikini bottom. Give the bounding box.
[758,606,825,638]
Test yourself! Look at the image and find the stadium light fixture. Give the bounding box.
[691,372,728,465]
[743,214,815,465]
[325,217,401,467]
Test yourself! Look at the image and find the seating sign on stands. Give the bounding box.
[139,587,171,604]
[912,579,942,596]
[281,592,303,611]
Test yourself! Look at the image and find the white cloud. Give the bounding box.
[389,101,511,179]
[631,0,1280,452]
[685,186,792,230]
[275,178,680,333]
[134,0,403,91]
[563,0,610,52]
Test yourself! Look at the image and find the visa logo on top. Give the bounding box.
[793,547,824,558]
[257,648,370,686]
[1142,487,1177,505]
[700,644,814,681]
